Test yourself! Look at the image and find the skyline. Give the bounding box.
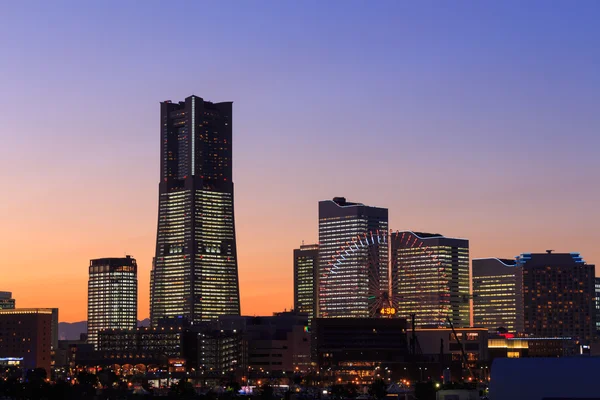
[1,1,599,322]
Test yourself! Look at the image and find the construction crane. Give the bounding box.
[446,317,475,382]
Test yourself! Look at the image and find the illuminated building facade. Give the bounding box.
[472,258,524,333]
[519,251,596,342]
[87,256,137,349]
[488,336,579,360]
[318,197,388,318]
[151,96,240,325]
[0,308,55,373]
[392,231,470,327]
[294,244,319,321]
[0,292,15,309]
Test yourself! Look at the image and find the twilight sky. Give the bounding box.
[0,1,599,322]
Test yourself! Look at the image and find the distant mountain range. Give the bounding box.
[58,318,150,340]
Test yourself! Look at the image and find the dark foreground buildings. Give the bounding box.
[0,308,57,373]
[68,312,310,380]
[519,251,596,342]
[312,318,408,381]
[151,96,241,325]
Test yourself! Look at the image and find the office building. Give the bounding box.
[87,256,137,348]
[391,231,469,327]
[151,96,240,325]
[0,308,55,373]
[318,197,388,318]
[519,251,596,342]
[0,292,15,309]
[472,258,524,333]
[294,244,319,320]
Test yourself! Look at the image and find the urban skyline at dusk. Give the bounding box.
[1,1,599,323]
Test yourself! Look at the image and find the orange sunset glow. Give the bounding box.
[1,2,599,323]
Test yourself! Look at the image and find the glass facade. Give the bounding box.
[294,244,319,321]
[151,96,240,325]
[392,231,470,327]
[318,198,388,318]
[87,256,137,349]
[472,258,523,333]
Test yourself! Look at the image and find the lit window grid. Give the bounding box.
[295,255,317,320]
[88,266,137,349]
[152,189,240,324]
[318,216,388,318]
[394,242,469,327]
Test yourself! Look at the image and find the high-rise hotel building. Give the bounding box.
[392,231,469,327]
[294,244,319,321]
[472,258,524,333]
[519,251,596,342]
[318,197,388,318]
[87,256,137,348]
[150,96,240,325]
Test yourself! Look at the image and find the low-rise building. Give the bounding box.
[0,292,15,310]
[312,317,408,382]
[220,311,311,374]
[0,308,57,373]
[488,335,580,360]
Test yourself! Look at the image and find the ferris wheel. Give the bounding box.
[320,230,450,324]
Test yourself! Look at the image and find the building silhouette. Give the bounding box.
[595,277,600,335]
[150,96,240,325]
[318,197,388,318]
[0,308,58,374]
[472,258,524,333]
[294,244,319,321]
[87,256,137,348]
[391,231,470,327]
[519,251,596,342]
[0,292,15,309]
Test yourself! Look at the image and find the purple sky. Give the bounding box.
[0,1,598,321]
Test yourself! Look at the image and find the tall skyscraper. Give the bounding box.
[87,256,137,348]
[392,231,470,327]
[150,96,240,325]
[472,258,524,333]
[318,197,388,318]
[519,251,596,342]
[294,244,319,321]
[0,292,15,309]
